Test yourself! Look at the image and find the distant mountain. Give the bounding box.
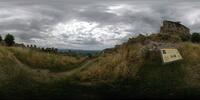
[58,49,101,55]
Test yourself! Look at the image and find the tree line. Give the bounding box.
[1,32,199,54]
[0,34,58,53]
[26,45,58,53]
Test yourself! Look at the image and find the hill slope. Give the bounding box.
[77,39,200,98]
[0,46,90,99]
[0,35,200,99]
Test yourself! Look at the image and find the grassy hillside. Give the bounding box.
[0,36,200,99]
[8,47,87,72]
[77,41,200,98]
[0,45,89,99]
[78,42,200,81]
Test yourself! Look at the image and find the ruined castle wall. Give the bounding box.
[160,21,190,36]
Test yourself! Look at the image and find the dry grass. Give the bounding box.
[78,43,144,82]
[78,41,200,91]
[178,43,200,87]
[0,39,199,99]
[0,45,90,99]
[8,47,87,72]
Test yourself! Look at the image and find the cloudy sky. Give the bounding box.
[0,0,200,50]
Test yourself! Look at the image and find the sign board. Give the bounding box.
[160,48,183,63]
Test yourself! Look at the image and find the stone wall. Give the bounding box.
[160,20,190,36]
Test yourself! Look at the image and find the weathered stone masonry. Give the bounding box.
[160,20,190,36]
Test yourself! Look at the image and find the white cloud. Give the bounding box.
[0,8,32,22]
[1,0,200,50]
[106,4,151,16]
[48,19,132,49]
[184,9,200,25]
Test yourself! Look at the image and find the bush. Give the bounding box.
[128,34,147,43]
[160,34,171,40]
[191,33,200,43]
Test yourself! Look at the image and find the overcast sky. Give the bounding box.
[0,0,200,50]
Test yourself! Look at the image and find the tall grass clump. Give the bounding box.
[8,47,87,72]
[78,43,144,82]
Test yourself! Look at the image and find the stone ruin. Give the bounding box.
[160,20,190,36]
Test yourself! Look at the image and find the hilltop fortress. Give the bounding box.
[160,20,190,36]
[103,20,192,53]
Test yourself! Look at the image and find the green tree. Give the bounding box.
[191,33,200,43]
[4,34,15,46]
[87,53,93,58]
[0,35,2,42]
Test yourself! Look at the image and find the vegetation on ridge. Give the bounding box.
[0,32,199,99]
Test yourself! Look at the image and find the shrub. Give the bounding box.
[128,34,147,43]
[160,34,170,41]
[137,34,147,42]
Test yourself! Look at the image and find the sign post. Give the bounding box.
[160,48,183,64]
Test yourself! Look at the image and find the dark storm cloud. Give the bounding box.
[0,0,200,50]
